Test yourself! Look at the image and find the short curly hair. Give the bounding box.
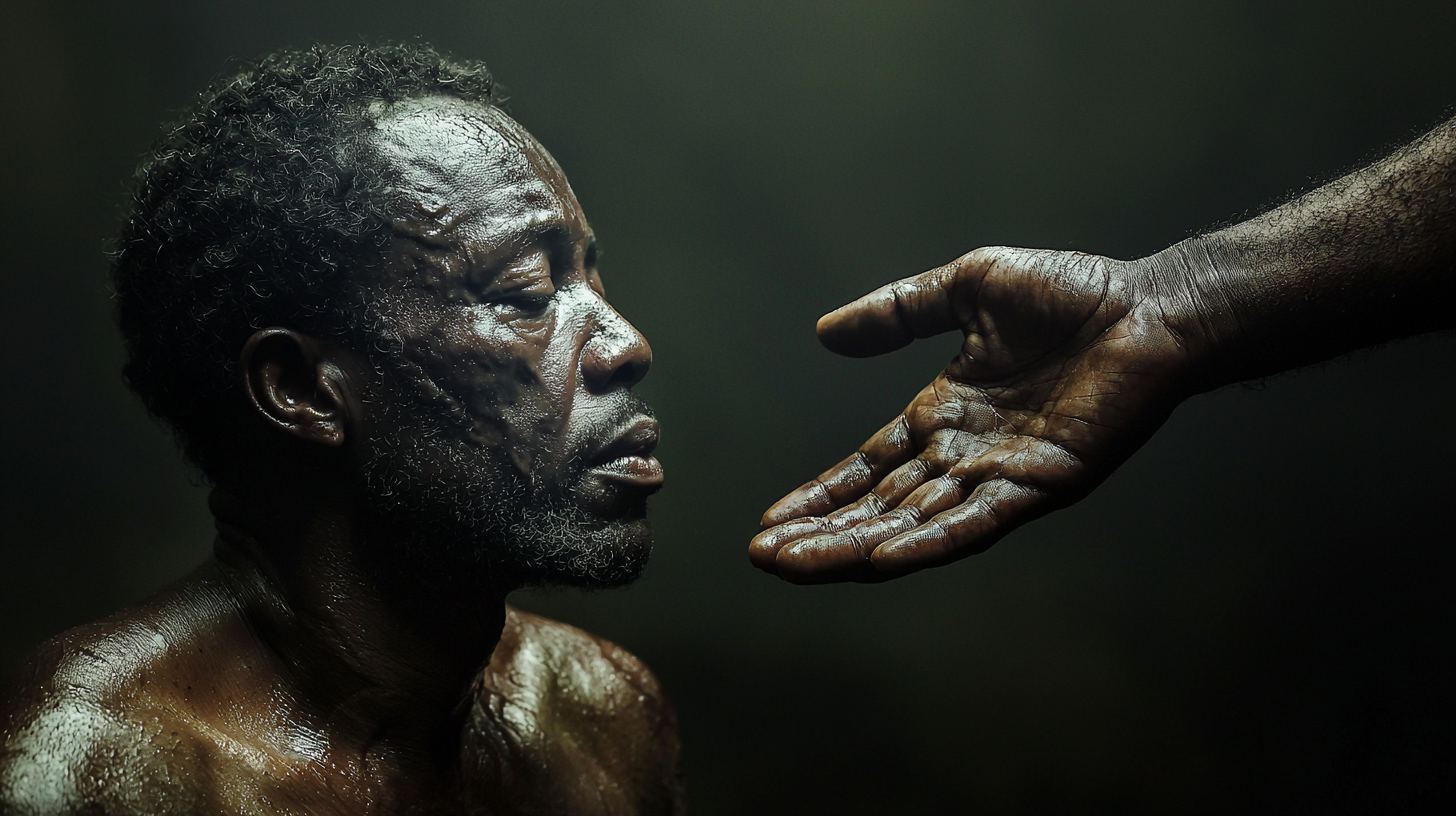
[111,42,506,479]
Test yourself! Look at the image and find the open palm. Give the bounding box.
[751,246,1197,583]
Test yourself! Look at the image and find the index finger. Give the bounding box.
[759,413,916,528]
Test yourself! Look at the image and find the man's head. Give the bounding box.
[113,43,659,588]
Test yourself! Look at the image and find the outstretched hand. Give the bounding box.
[751,247,1201,583]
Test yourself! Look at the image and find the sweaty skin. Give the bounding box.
[0,578,679,815]
[753,114,1456,583]
[0,97,681,814]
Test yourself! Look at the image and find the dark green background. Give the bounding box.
[3,2,1454,813]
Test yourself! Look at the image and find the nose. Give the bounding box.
[581,300,652,394]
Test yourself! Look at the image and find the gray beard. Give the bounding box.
[356,364,652,589]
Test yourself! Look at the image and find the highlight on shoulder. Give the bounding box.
[461,607,684,815]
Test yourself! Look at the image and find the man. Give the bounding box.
[753,114,1456,583]
[0,44,682,815]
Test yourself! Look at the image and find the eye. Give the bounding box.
[473,246,557,315]
[498,291,554,315]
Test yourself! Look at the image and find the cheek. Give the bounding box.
[399,310,568,458]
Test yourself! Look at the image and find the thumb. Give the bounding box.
[816,247,1005,358]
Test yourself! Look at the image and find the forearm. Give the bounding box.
[1144,115,1456,392]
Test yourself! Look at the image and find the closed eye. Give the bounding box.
[495,289,555,316]
[481,246,557,314]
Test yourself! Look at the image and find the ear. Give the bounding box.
[239,328,351,447]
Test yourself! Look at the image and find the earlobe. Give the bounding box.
[239,328,349,447]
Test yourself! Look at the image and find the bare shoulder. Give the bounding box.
[462,606,684,816]
[0,616,219,816]
[494,607,673,718]
[0,573,280,816]
[0,631,131,815]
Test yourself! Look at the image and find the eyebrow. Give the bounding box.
[392,217,597,279]
[520,221,598,271]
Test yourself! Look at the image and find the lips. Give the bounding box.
[586,417,663,488]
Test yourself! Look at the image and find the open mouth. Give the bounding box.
[586,417,663,488]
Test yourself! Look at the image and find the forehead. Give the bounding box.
[369,96,583,247]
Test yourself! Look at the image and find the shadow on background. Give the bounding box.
[2,2,1453,813]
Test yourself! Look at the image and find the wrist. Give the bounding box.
[1131,234,1250,393]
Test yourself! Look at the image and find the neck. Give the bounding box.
[208,482,511,761]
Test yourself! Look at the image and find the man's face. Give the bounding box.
[354,97,660,587]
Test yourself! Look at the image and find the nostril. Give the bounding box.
[583,335,652,393]
[592,352,647,393]
[584,304,652,392]
[609,357,650,391]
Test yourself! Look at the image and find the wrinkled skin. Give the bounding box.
[753,113,1456,584]
[357,99,661,587]
[0,97,681,814]
[751,247,1197,583]
[369,98,658,503]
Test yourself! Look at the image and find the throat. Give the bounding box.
[207,491,512,769]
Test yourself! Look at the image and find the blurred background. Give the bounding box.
[3,1,1454,813]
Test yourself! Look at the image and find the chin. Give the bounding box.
[571,476,658,522]
[505,511,654,590]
